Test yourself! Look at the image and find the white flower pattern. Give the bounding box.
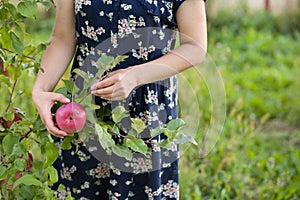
[52,0,192,199]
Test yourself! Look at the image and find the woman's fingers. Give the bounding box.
[90,68,135,100]
[91,76,116,91]
[33,91,72,138]
[42,111,69,138]
[91,85,115,96]
[51,93,71,104]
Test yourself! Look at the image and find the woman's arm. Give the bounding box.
[91,0,207,100]
[32,0,76,137]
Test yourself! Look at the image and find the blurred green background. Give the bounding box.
[16,1,300,199]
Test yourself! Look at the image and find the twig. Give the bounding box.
[21,128,33,140]
[77,72,110,104]
[4,79,17,113]
[0,47,35,61]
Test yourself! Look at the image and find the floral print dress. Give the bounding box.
[52,0,190,199]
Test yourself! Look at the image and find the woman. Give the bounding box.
[32,0,207,199]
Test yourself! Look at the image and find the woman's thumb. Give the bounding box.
[53,93,70,103]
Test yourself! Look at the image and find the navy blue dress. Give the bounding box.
[52,0,189,199]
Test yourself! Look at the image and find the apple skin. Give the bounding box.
[0,61,9,77]
[6,108,22,128]
[0,107,22,129]
[0,152,33,189]
[1,171,23,190]
[55,102,86,134]
[20,152,33,171]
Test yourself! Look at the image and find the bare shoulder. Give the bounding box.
[176,0,207,50]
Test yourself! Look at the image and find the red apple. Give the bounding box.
[0,107,22,129]
[6,108,22,128]
[1,171,23,190]
[0,152,33,189]
[0,61,9,77]
[55,102,86,134]
[20,152,33,171]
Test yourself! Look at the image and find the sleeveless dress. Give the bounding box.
[52,0,188,199]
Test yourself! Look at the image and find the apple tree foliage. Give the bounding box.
[56,55,198,161]
[0,0,72,199]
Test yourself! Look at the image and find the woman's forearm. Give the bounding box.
[32,0,76,93]
[32,36,76,93]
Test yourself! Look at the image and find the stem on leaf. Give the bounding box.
[4,79,17,113]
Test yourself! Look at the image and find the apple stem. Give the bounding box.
[4,79,18,113]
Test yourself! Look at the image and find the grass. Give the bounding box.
[179,9,300,200]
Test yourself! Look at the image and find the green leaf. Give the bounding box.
[0,48,6,62]
[0,75,11,87]
[112,145,133,161]
[95,124,115,150]
[20,138,34,151]
[61,136,74,150]
[54,87,68,97]
[33,116,46,131]
[97,55,114,70]
[125,138,148,155]
[112,55,129,67]
[131,118,147,134]
[47,165,58,185]
[40,1,52,10]
[166,118,186,131]
[83,102,101,110]
[0,166,7,179]
[150,125,164,138]
[13,174,42,188]
[0,26,12,49]
[4,2,18,19]
[85,107,97,124]
[163,129,173,140]
[72,68,91,84]
[17,1,38,19]
[174,134,198,146]
[3,110,15,121]
[14,158,26,171]
[12,143,26,158]
[44,142,58,167]
[156,139,171,148]
[78,131,90,143]
[10,31,24,55]
[3,134,20,154]
[18,185,35,200]
[112,106,129,123]
[62,79,79,95]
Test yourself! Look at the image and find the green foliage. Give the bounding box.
[0,1,70,199]
[57,55,194,161]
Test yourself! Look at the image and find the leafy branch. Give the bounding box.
[57,55,198,161]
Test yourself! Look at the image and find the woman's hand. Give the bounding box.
[91,68,138,101]
[32,91,71,138]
